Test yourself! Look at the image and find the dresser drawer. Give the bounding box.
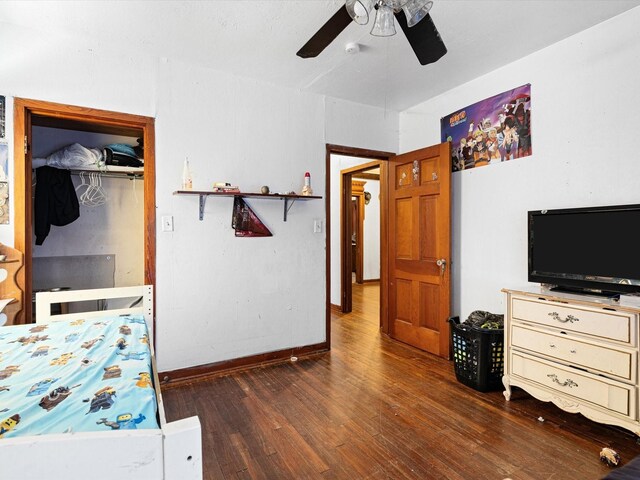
[511,325,636,382]
[511,352,635,418]
[511,297,633,344]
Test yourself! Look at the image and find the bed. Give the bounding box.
[0,285,202,480]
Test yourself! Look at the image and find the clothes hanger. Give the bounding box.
[76,171,107,207]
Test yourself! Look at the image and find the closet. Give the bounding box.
[13,98,156,325]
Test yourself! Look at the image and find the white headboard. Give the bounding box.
[35,285,154,340]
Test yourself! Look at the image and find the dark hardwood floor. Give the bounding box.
[162,282,640,479]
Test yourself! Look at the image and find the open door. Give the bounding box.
[387,142,451,358]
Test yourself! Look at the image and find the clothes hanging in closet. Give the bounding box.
[34,166,80,245]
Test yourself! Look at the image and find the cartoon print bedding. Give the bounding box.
[0,314,159,439]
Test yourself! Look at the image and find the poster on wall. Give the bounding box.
[0,95,5,139]
[0,143,8,224]
[440,84,532,172]
[0,144,7,180]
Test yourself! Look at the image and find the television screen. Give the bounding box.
[528,204,640,295]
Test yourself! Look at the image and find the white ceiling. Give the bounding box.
[2,0,639,111]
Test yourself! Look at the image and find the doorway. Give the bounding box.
[325,144,393,349]
[325,142,452,359]
[343,167,381,298]
[13,98,156,325]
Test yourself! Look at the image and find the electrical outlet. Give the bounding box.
[162,215,174,232]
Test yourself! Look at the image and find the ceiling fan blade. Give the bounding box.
[394,12,447,66]
[297,5,353,58]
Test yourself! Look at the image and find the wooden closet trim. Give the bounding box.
[13,98,156,327]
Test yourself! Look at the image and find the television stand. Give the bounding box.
[502,288,640,437]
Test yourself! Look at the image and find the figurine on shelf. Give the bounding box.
[301,172,313,196]
[182,159,192,190]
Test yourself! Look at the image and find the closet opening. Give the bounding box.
[13,98,156,328]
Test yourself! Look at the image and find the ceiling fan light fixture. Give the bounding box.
[346,0,375,25]
[402,0,433,27]
[370,4,396,36]
[387,0,410,11]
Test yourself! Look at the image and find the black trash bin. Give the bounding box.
[449,315,504,392]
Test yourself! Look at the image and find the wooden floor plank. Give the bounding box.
[162,282,640,479]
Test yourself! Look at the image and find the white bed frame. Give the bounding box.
[1,285,202,480]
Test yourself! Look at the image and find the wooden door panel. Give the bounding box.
[395,163,414,188]
[393,318,440,351]
[394,278,412,322]
[395,198,413,259]
[419,283,439,330]
[419,196,437,260]
[419,158,439,184]
[388,142,451,358]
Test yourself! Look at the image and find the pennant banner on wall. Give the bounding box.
[440,84,532,172]
[231,197,272,237]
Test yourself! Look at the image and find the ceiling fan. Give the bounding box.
[297,0,447,66]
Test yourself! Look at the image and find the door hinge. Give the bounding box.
[24,136,29,154]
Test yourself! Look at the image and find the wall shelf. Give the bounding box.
[173,190,322,221]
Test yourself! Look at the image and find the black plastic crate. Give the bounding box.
[449,316,504,392]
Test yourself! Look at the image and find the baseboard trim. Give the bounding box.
[159,342,329,389]
[363,278,380,283]
[330,303,342,313]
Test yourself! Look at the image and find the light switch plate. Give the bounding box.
[162,215,174,232]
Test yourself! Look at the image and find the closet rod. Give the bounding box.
[31,168,143,180]
[68,170,143,180]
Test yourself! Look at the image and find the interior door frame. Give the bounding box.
[13,98,156,326]
[325,145,393,345]
[340,160,387,312]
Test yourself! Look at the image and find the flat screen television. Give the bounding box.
[528,204,640,296]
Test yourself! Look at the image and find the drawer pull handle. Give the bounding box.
[570,349,577,354]
[547,373,578,388]
[549,312,580,323]
[549,344,557,348]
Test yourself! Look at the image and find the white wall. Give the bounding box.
[399,8,640,321]
[362,179,380,281]
[0,22,398,371]
[325,98,398,153]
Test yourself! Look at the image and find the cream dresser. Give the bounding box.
[503,288,640,436]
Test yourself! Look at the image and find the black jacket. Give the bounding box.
[35,166,80,245]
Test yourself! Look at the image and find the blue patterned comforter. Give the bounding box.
[0,315,159,439]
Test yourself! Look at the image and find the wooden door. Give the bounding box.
[388,142,451,358]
